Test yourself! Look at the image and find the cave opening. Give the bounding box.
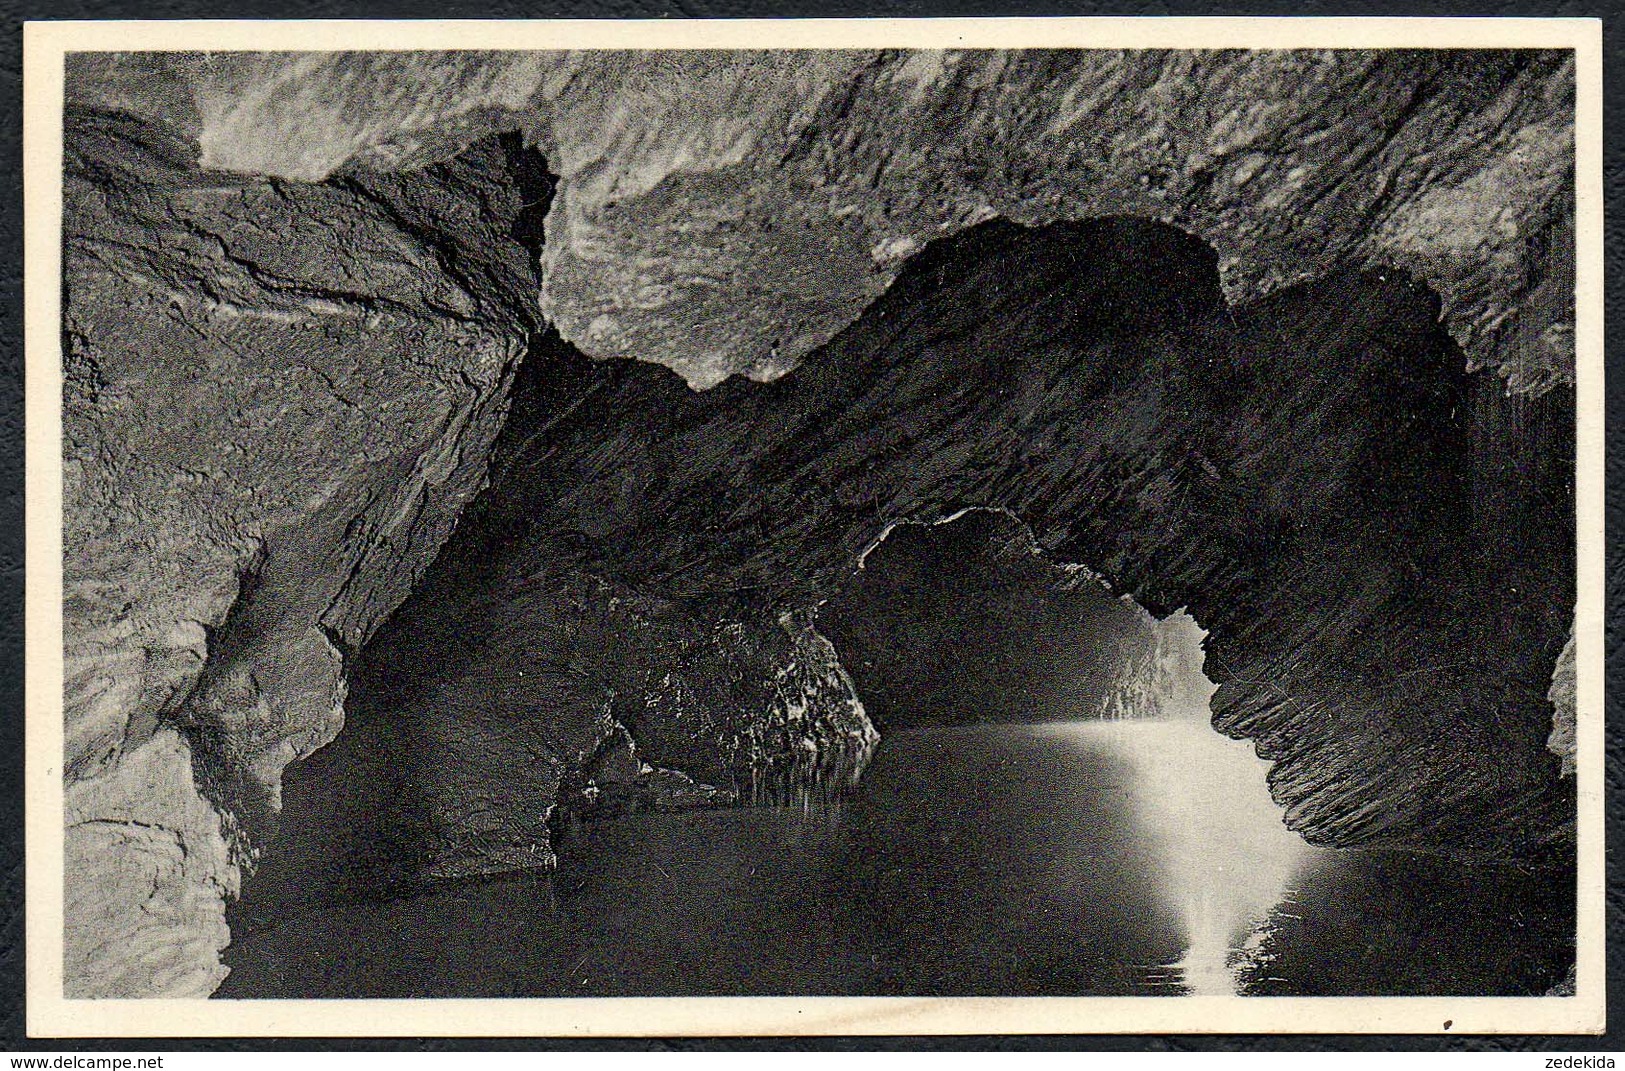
[216,505,1573,1000]
[818,508,1219,732]
[813,507,1311,997]
[210,204,1576,1000]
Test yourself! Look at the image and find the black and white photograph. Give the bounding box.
[23,18,1605,1037]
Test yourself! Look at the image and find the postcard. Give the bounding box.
[22,16,1605,1038]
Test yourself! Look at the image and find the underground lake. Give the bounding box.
[215,512,1575,1000]
[56,75,1580,1003]
[216,712,1575,999]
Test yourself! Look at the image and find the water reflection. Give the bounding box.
[1240,847,1575,996]
[1057,715,1317,994]
[218,715,1574,999]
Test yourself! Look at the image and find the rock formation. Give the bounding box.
[57,49,1578,998]
[73,49,1576,394]
[357,215,1573,858]
[62,115,541,995]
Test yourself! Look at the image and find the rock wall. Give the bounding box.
[74,49,1574,393]
[816,508,1191,729]
[61,114,540,995]
[362,217,1573,864]
[248,214,1575,934]
[228,564,877,931]
[57,48,1578,998]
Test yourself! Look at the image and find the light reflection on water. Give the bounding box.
[1039,713,1317,995]
[218,710,1574,999]
[831,714,1320,997]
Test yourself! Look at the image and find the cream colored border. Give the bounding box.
[23,17,1606,1039]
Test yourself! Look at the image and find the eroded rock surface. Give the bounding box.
[250,219,1574,929]
[64,729,235,998]
[62,113,540,995]
[72,49,1575,393]
[57,48,1579,999]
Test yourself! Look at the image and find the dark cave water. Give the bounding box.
[217,715,1575,999]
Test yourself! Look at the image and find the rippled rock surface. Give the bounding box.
[58,49,1577,998]
[61,118,541,996]
[73,49,1576,393]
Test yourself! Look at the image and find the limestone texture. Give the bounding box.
[62,112,539,995]
[57,49,1579,999]
[74,49,1575,393]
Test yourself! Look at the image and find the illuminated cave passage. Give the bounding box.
[217,510,1574,998]
[212,215,1576,999]
[816,509,1218,730]
[56,54,1583,1002]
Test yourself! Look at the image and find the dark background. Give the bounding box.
[2,0,1621,1052]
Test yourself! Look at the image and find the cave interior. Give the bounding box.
[57,47,1580,1001]
[213,169,1575,998]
